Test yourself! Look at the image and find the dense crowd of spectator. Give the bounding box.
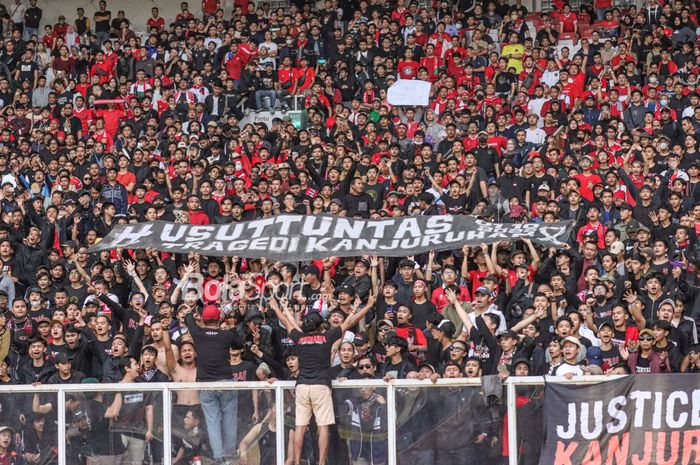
[0,0,694,463]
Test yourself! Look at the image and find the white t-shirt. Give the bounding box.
[548,362,584,377]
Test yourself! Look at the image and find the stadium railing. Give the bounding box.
[0,375,625,465]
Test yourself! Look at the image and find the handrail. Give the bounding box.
[1,374,629,465]
[0,374,626,392]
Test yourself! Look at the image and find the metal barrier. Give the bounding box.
[0,375,624,465]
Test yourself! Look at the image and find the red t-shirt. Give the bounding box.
[398,60,420,79]
[574,172,602,201]
[468,269,489,295]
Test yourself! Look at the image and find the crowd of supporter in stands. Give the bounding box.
[0,0,695,463]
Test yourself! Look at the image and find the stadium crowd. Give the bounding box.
[0,0,694,463]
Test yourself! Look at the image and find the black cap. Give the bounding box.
[497,330,519,340]
[353,331,369,345]
[437,320,456,338]
[52,352,73,364]
[301,264,321,277]
[335,284,355,296]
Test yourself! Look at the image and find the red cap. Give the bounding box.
[202,305,221,321]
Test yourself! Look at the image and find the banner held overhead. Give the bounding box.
[89,216,573,260]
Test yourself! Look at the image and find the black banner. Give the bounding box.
[539,375,700,465]
[89,216,574,260]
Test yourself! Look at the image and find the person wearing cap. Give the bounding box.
[379,334,414,379]
[573,154,603,202]
[237,309,274,362]
[426,317,455,367]
[0,424,19,465]
[351,331,371,357]
[269,288,374,465]
[183,304,245,462]
[447,287,504,375]
[370,319,395,357]
[300,264,326,312]
[496,330,522,371]
[548,336,585,377]
[625,328,671,374]
[45,351,86,384]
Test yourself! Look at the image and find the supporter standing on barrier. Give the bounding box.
[184,304,244,465]
[271,292,374,465]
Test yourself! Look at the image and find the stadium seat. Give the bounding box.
[559,32,577,46]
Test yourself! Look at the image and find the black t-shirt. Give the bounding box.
[65,284,89,307]
[365,181,387,211]
[94,10,111,32]
[84,400,127,456]
[600,345,621,370]
[440,193,469,215]
[18,60,38,82]
[527,174,557,199]
[258,69,278,90]
[230,360,258,382]
[473,146,499,176]
[410,300,436,329]
[343,192,373,216]
[185,313,244,381]
[380,357,415,379]
[114,390,154,430]
[634,354,651,373]
[496,174,528,202]
[494,71,516,93]
[290,326,343,387]
[611,328,627,347]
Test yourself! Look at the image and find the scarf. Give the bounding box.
[360,393,378,422]
[141,368,158,381]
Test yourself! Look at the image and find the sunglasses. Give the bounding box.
[639,336,654,341]
[358,364,373,369]
[449,346,466,352]
[379,327,391,332]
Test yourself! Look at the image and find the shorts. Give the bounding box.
[295,384,335,427]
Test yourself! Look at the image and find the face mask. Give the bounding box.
[286,39,293,45]
[235,162,243,171]
[660,99,668,106]
[30,299,41,308]
[658,142,668,151]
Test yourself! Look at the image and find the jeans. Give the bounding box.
[255,89,277,110]
[96,31,110,45]
[595,8,608,21]
[23,26,38,41]
[200,389,238,460]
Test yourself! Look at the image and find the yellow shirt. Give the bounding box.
[502,44,525,74]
